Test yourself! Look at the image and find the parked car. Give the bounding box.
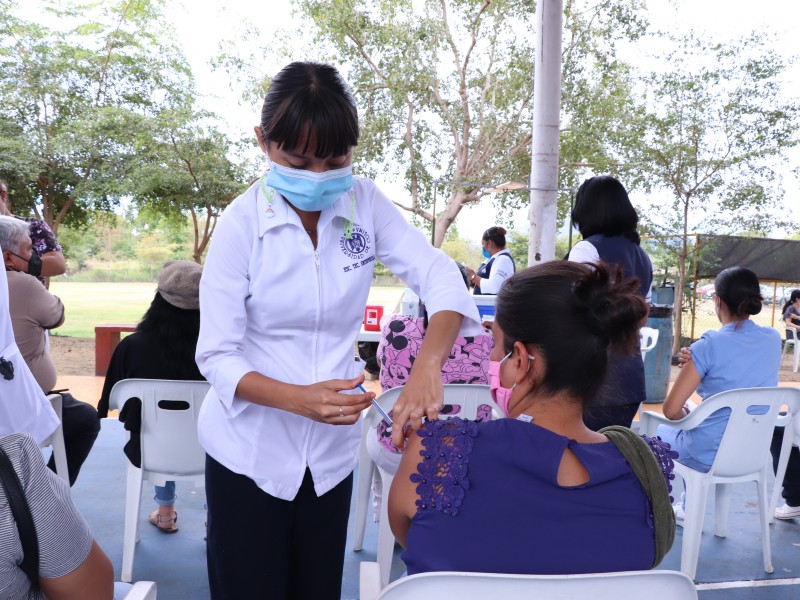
[696,283,715,299]
[760,284,777,305]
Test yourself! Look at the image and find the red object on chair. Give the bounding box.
[94,325,137,376]
[363,306,384,331]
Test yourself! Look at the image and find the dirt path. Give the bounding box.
[50,336,96,376]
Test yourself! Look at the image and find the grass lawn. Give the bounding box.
[50,281,406,338]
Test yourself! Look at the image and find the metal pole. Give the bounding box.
[690,234,700,341]
[567,191,574,250]
[528,0,563,266]
[431,183,437,246]
[772,281,778,327]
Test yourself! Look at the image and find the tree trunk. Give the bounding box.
[432,190,473,247]
[672,194,692,354]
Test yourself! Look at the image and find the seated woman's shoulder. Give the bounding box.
[0,432,38,456]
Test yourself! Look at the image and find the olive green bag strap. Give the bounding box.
[600,425,676,567]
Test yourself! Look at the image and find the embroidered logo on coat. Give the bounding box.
[340,227,375,272]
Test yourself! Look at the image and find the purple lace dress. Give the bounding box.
[402,418,673,575]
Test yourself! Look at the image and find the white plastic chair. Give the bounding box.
[639,327,659,361]
[122,581,157,599]
[639,387,800,579]
[769,409,800,522]
[781,329,799,373]
[359,561,697,600]
[109,379,210,583]
[39,393,69,485]
[353,384,499,588]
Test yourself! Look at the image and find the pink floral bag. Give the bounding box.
[374,315,494,454]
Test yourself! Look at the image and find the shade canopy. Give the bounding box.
[696,235,800,282]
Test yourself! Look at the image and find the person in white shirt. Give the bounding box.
[466,226,516,294]
[196,61,482,600]
[0,241,60,445]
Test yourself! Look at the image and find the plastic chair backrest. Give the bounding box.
[705,387,799,478]
[787,328,797,341]
[376,569,697,600]
[370,384,498,430]
[639,327,659,359]
[121,580,157,599]
[109,379,210,476]
[39,393,69,485]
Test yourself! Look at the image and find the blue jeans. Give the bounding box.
[657,424,712,510]
[154,481,176,507]
[656,424,712,474]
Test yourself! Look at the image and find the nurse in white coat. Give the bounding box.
[196,61,482,599]
[0,241,60,444]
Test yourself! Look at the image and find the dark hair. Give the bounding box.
[137,293,202,379]
[260,62,359,157]
[714,267,762,319]
[782,289,800,315]
[571,176,640,244]
[482,226,507,248]
[496,260,647,404]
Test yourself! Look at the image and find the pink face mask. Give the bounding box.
[489,351,534,418]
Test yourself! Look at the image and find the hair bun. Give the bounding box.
[572,262,648,354]
[741,298,762,316]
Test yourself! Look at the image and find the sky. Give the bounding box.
[166,0,800,241]
[17,0,800,243]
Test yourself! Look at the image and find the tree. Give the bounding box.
[440,225,483,269]
[129,106,251,263]
[507,230,570,266]
[624,33,800,351]
[218,0,647,246]
[0,0,193,232]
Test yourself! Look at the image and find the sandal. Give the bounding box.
[148,509,178,533]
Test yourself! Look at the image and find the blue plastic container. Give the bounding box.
[644,304,674,404]
[477,304,496,320]
[473,295,497,321]
[651,285,675,306]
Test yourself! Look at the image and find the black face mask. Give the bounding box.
[6,251,42,277]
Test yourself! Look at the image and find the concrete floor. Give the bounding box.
[56,367,800,599]
[64,415,800,600]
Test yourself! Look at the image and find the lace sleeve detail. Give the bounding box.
[410,418,478,517]
[642,434,679,503]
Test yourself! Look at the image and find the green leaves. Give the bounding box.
[0,0,197,230]
[278,0,649,245]
[628,31,799,232]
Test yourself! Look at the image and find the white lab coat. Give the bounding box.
[196,177,481,500]
[0,243,59,444]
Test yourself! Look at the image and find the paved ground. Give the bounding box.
[73,420,800,600]
[50,334,800,598]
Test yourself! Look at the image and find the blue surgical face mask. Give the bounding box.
[482,248,491,259]
[266,163,353,212]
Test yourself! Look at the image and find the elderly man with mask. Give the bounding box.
[0,181,66,284]
[0,216,99,486]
